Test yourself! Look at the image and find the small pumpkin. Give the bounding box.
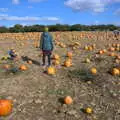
[109,47,115,52]
[85,107,93,114]
[64,59,72,67]
[0,100,12,116]
[99,50,104,54]
[19,65,27,71]
[111,68,120,76]
[84,46,88,50]
[3,65,10,70]
[67,52,73,58]
[64,96,73,105]
[88,46,93,51]
[53,54,60,60]
[85,58,91,63]
[52,60,60,65]
[90,67,97,75]
[27,60,32,64]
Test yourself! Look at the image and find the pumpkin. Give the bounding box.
[53,54,60,60]
[84,46,88,50]
[53,60,60,65]
[88,46,93,51]
[19,65,27,71]
[47,66,56,75]
[99,50,104,54]
[116,55,120,59]
[103,49,107,53]
[3,65,10,70]
[116,47,120,51]
[64,96,73,105]
[115,59,120,64]
[109,47,115,52]
[108,52,116,57]
[67,52,72,58]
[116,44,120,47]
[0,100,12,116]
[92,44,96,49]
[64,59,72,67]
[90,68,97,75]
[74,42,80,46]
[85,107,92,114]
[112,43,116,47]
[111,68,120,76]
[27,60,32,64]
[85,58,91,63]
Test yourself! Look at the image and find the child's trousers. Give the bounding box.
[42,50,52,66]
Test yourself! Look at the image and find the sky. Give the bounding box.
[0,0,120,27]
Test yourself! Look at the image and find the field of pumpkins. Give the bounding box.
[0,31,120,120]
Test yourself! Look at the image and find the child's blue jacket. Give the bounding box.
[40,32,54,51]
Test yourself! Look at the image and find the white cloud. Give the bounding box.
[28,6,34,8]
[64,0,120,13]
[12,0,20,4]
[114,8,120,15]
[28,0,46,2]
[0,14,60,22]
[0,8,8,12]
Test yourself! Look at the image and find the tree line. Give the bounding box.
[0,24,120,33]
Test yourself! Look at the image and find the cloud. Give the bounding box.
[64,0,120,13]
[12,0,19,4]
[28,0,46,2]
[28,6,34,8]
[0,14,60,22]
[114,8,120,15]
[0,8,8,12]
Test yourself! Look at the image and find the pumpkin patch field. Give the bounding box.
[0,31,120,120]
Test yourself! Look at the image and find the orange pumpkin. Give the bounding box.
[108,52,116,57]
[19,65,27,71]
[111,68,120,76]
[109,47,115,52]
[64,96,73,105]
[0,100,12,116]
[3,65,10,70]
[47,66,56,75]
[53,54,60,60]
[64,59,72,67]
[99,50,104,54]
[27,60,32,64]
[90,68,97,75]
[84,46,88,50]
[88,46,93,51]
[67,52,73,58]
[52,60,60,65]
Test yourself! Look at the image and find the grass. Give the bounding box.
[68,68,97,82]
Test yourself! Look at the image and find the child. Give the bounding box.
[40,27,54,67]
[8,49,19,61]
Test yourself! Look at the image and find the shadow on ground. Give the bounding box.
[21,56,40,66]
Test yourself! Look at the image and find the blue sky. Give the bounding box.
[0,0,120,27]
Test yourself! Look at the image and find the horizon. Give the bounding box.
[0,0,120,27]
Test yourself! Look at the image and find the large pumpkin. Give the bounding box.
[0,100,12,116]
[47,66,56,75]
